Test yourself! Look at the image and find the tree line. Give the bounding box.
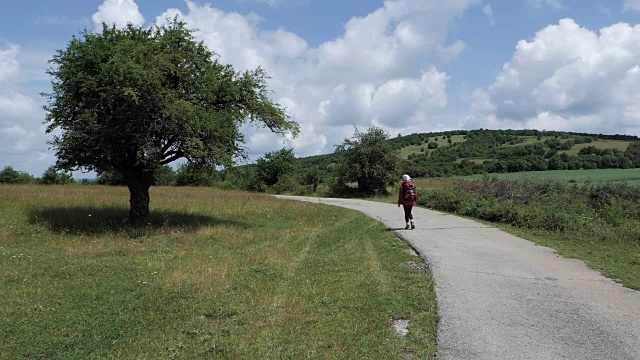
[5,128,640,198]
[0,166,75,185]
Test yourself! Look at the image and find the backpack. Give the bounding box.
[403,183,417,201]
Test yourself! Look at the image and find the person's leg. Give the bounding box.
[405,205,415,229]
[403,205,411,229]
[408,206,415,229]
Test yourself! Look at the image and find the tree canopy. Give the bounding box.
[333,126,400,195]
[0,166,36,184]
[41,166,75,185]
[44,20,298,224]
[256,148,297,188]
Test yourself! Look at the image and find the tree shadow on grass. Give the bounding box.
[28,206,243,236]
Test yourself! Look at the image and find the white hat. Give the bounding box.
[402,174,411,181]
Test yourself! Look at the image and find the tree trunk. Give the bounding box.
[128,178,151,227]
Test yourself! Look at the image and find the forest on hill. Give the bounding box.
[297,129,640,179]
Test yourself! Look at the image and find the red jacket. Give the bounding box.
[398,180,418,206]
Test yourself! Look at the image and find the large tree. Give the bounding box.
[44,20,298,225]
[333,126,399,195]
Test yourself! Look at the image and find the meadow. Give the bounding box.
[0,185,437,359]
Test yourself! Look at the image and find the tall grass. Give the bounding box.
[422,179,640,289]
[0,185,437,359]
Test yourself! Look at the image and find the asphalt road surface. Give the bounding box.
[277,196,640,360]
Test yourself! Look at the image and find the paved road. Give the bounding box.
[277,196,640,360]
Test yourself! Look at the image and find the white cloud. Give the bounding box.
[0,44,20,82]
[371,68,449,126]
[0,92,36,116]
[155,0,475,159]
[624,0,640,11]
[468,18,640,136]
[92,0,144,30]
[438,40,467,63]
[528,0,567,11]
[0,43,55,176]
[316,69,449,128]
[483,4,495,26]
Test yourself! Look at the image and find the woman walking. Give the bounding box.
[398,174,418,230]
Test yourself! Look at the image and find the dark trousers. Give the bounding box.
[403,205,414,223]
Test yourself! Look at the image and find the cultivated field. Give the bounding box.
[463,168,640,184]
[0,185,437,359]
[562,140,631,156]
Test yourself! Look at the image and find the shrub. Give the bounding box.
[422,178,638,239]
[0,166,36,184]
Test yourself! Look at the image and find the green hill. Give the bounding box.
[296,129,640,179]
[218,129,640,195]
[391,129,639,178]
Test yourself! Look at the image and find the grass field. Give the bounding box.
[464,168,640,184]
[562,140,631,156]
[0,185,437,359]
[508,136,552,147]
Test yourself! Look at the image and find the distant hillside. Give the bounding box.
[296,129,640,178]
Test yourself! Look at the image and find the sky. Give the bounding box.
[2,0,640,177]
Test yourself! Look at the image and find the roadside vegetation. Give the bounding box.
[0,185,437,359]
[421,178,640,289]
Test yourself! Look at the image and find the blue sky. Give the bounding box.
[6,1,637,88]
[2,0,640,176]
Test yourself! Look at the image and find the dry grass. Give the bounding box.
[0,185,437,359]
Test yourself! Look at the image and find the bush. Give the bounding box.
[41,166,75,185]
[421,178,639,238]
[0,166,36,184]
[213,181,240,191]
[267,175,301,195]
[96,171,127,186]
[175,163,220,187]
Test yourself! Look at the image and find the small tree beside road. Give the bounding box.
[333,126,399,195]
[256,148,297,189]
